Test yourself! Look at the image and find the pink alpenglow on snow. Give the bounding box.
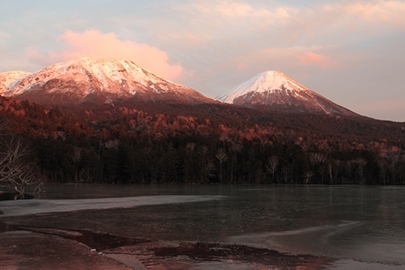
[1,57,214,106]
[217,70,358,116]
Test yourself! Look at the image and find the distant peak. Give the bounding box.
[216,70,310,104]
[260,70,285,76]
[65,57,123,66]
[255,70,291,83]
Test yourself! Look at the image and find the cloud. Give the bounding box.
[231,46,335,71]
[187,0,405,44]
[26,30,183,80]
[297,52,335,68]
[323,1,405,28]
[189,1,293,23]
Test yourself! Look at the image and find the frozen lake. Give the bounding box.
[1,184,405,269]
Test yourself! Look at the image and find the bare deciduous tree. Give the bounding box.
[304,170,314,184]
[0,137,44,195]
[266,155,279,182]
[202,159,215,183]
[282,165,291,184]
[0,119,8,132]
[310,152,327,183]
[327,162,333,184]
[186,142,196,153]
[216,148,228,183]
[310,153,326,164]
[354,158,367,184]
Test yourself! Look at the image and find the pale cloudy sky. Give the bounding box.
[1,0,404,121]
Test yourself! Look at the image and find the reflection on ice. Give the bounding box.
[228,220,405,269]
[327,259,405,270]
[228,221,361,256]
[242,221,361,237]
[0,195,225,217]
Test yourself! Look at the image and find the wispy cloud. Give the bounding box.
[179,0,405,44]
[297,52,336,68]
[325,1,405,28]
[192,1,293,21]
[231,46,336,71]
[25,30,183,80]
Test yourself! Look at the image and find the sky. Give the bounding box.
[1,0,404,122]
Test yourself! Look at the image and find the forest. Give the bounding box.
[1,96,405,193]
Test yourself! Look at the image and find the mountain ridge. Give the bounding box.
[0,58,381,120]
[0,70,32,94]
[0,57,215,106]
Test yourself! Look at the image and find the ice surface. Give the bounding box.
[0,195,224,217]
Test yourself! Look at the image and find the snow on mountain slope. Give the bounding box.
[0,71,31,95]
[3,57,214,105]
[217,71,307,103]
[217,70,358,116]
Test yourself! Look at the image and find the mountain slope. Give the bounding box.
[2,57,215,106]
[0,71,31,95]
[217,70,358,117]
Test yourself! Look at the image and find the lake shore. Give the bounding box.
[0,222,332,270]
[0,230,136,270]
[0,193,332,270]
[1,185,404,269]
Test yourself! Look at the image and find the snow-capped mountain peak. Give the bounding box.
[217,70,308,104]
[2,57,214,105]
[217,70,357,116]
[58,57,168,90]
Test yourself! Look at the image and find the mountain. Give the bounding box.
[0,71,31,95]
[217,70,358,117]
[2,67,404,186]
[1,57,215,106]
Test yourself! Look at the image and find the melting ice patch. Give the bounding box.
[0,195,225,217]
[228,221,405,267]
[227,221,362,256]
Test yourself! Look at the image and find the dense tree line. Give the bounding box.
[30,133,405,185]
[1,96,405,187]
